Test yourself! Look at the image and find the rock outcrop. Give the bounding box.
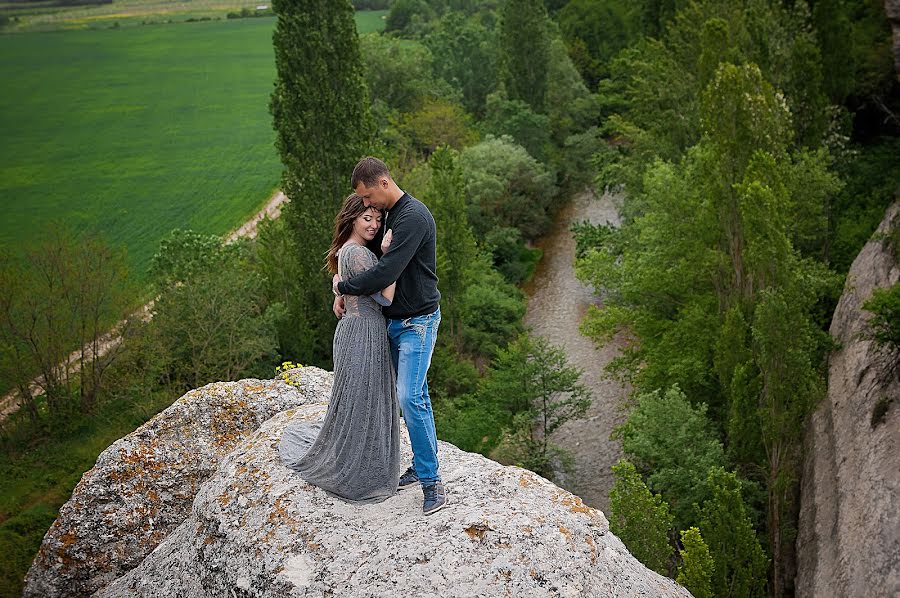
[25,368,689,597]
[23,368,332,598]
[796,201,900,598]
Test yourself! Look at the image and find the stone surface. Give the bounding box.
[23,368,332,598]
[98,405,689,598]
[796,202,900,598]
[25,365,690,597]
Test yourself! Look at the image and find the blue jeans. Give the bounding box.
[387,307,441,485]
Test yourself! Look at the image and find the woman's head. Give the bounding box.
[325,193,383,274]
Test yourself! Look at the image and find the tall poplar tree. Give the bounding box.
[499,0,550,113]
[424,147,476,341]
[269,0,374,364]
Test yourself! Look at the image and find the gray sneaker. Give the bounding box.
[422,481,448,515]
[398,466,419,490]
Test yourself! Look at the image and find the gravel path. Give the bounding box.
[523,188,630,513]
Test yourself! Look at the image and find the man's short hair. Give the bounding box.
[351,156,390,189]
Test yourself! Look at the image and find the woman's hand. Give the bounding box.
[381,229,393,254]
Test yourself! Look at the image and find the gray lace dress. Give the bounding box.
[278,243,401,503]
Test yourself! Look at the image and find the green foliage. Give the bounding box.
[423,147,477,339]
[499,0,550,112]
[385,0,435,34]
[557,0,641,84]
[482,92,552,161]
[459,135,557,239]
[608,459,674,575]
[862,282,900,352]
[676,527,715,598]
[147,230,285,392]
[398,98,479,156]
[698,467,768,598]
[570,220,614,260]
[0,224,135,418]
[424,10,499,116]
[830,138,900,272]
[359,34,448,113]
[484,226,542,284]
[270,0,373,366]
[613,385,725,529]
[478,334,590,477]
[459,257,527,356]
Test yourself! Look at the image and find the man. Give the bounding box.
[332,156,447,515]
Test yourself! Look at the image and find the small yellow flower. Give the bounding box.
[275,360,303,388]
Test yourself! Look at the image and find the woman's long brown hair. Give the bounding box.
[325,193,382,274]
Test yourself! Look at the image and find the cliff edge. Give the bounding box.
[24,367,689,597]
[796,201,900,597]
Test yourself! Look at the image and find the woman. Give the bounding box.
[278,193,400,503]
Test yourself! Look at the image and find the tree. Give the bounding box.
[608,459,674,575]
[359,34,447,113]
[0,224,134,420]
[425,11,499,116]
[459,260,526,356]
[676,527,715,598]
[557,0,641,84]
[147,230,284,392]
[698,467,768,598]
[269,0,374,366]
[459,135,556,239]
[499,0,550,112]
[423,147,477,340]
[478,334,591,478]
[613,385,725,529]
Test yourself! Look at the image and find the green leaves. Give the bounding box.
[613,385,725,529]
[698,467,768,598]
[609,459,674,575]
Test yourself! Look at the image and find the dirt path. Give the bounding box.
[0,190,288,422]
[523,188,630,513]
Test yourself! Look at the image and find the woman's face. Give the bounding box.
[352,207,382,242]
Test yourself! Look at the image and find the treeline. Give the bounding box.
[564,0,898,597]
[0,0,601,594]
[263,0,605,479]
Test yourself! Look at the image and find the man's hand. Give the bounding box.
[381,228,393,254]
[333,294,345,319]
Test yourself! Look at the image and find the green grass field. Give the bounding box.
[0,10,387,287]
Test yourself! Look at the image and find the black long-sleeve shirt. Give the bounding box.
[337,192,440,318]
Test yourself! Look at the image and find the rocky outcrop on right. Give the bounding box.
[796,201,899,597]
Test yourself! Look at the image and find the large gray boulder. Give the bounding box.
[24,367,690,597]
[796,201,900,597]
[23,368,332,598]
[98,404,688,597]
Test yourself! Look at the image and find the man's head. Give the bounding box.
[351,156,402,210]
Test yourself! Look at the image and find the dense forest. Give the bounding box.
[1,0,898,596]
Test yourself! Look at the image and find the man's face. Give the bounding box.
[355,178,390,210]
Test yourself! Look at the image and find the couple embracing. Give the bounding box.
[279,156,448,516]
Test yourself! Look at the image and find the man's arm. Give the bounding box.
[337,211,426,296]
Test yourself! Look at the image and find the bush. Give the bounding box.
[677,527,715,598]
[862,282,900,353]
[609,459,674,575]
[699,467,768,598]
[612,385,725,529]
[484,226,542,284]
[459,260,526,357]
[459,135,557,240]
